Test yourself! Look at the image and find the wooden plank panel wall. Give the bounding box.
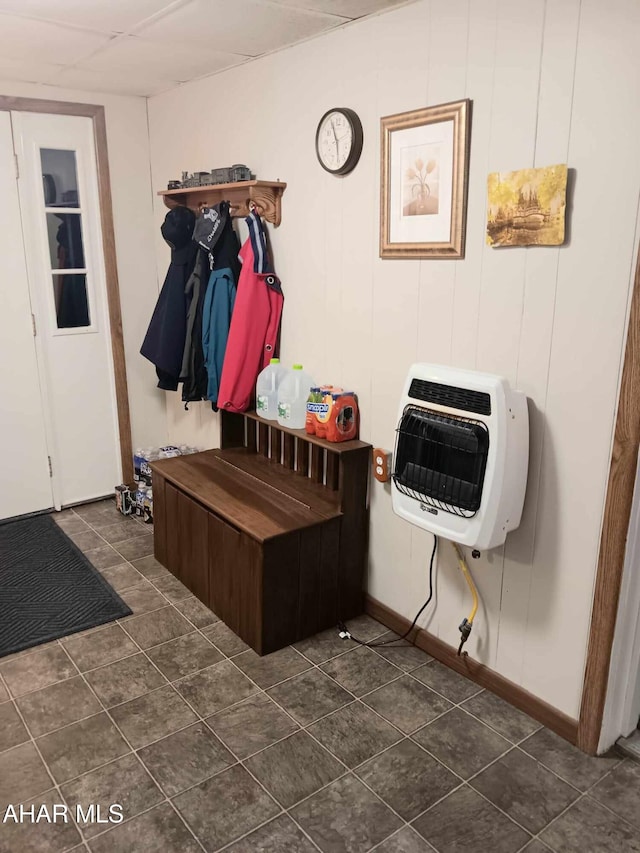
[412,0,485,646]
[497,0,581,685]
[366,2,426,645]
[147,0,640,726]
[467,0,545,673]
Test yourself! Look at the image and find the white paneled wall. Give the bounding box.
[147,0,640,718]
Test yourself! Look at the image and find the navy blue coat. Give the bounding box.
[140,207,197,390]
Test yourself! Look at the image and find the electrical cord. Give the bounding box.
[337,535,437,648]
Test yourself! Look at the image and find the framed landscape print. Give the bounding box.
[486,164,568,247]
[380,99,471,259]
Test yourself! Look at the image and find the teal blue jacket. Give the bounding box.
[202,268,236,409]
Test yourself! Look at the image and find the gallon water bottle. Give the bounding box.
[277,364,315,430]
[256,358,286,421]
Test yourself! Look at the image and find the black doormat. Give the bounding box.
[0,514,131,658]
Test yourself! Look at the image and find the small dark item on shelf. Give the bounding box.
[167,165,254,191]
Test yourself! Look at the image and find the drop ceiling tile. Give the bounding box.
[0,13,111,64]
[0,0,181,34]
[140,0,349,57]
[269,0,410,18]
[81,35,248,80]
[53,66,175,97]
[0,56,65,84]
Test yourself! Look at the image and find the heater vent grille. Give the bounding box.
[393,406,489,517]
[408,379,492,416]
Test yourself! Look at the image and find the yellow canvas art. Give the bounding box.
[486,164,568,247]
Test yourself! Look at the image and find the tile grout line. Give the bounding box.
[98,610,406,849]
[533,761,640,844]
[8,634,597,853]
[116,613,336,853]
[54,624,209,853]
[14,512,633,850]
[5,660,615,852]
[0,602,543,843]
[524,792,585,852]
[116,618,325,853]
[505,744,601,798]
[79,508,158,582]
[406,718,609,847]
[0,666,82,851]
[59,510,167,611]
[0,590,193,704]
[5,620,253,767]
[5,587,509,847]
[403,724,562,843]
[366,826,427,853]
[211,646,442,849]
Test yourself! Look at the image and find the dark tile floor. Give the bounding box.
[1,499,639,852]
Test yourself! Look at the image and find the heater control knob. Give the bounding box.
[472,549,481,559]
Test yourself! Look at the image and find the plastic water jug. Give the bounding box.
[256,358,286,421]
[277,364,315,430]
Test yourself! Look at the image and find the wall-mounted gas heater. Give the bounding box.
[392,364,529,550]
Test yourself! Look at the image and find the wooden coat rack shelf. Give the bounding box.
[157,180,287,227]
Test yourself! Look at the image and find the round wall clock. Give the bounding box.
[315,108,364,176]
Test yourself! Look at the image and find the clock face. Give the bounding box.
[316,108,363,175]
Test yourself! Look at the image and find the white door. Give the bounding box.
[0,111,53,520]
[12,111,121,508]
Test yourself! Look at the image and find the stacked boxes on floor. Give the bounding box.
[115,445,200,521]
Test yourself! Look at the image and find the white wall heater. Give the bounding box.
[392,364,529,550]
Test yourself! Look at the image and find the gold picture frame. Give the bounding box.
[380,99,471,259]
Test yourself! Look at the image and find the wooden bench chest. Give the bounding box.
[152,411,371,654]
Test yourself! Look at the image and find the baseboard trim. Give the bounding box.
[365,595,579,746]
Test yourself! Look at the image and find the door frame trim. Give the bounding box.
[0,95,133,486]
[577,241,640,753]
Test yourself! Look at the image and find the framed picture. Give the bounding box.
[486,163,568,247]
[380,99,471,259]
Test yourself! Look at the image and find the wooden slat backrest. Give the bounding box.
[220,411,370,497]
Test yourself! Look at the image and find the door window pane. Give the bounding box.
[40,149,80,207]
[47,212,85,269]
[53,273,90,328]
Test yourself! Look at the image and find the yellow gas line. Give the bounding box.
[452,541,479,654]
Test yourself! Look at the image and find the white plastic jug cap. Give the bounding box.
[293,363,303,370]
[270,358,280,364]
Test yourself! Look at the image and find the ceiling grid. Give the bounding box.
[0,0,411,96]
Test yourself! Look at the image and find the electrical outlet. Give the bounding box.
[373,448,392,482]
